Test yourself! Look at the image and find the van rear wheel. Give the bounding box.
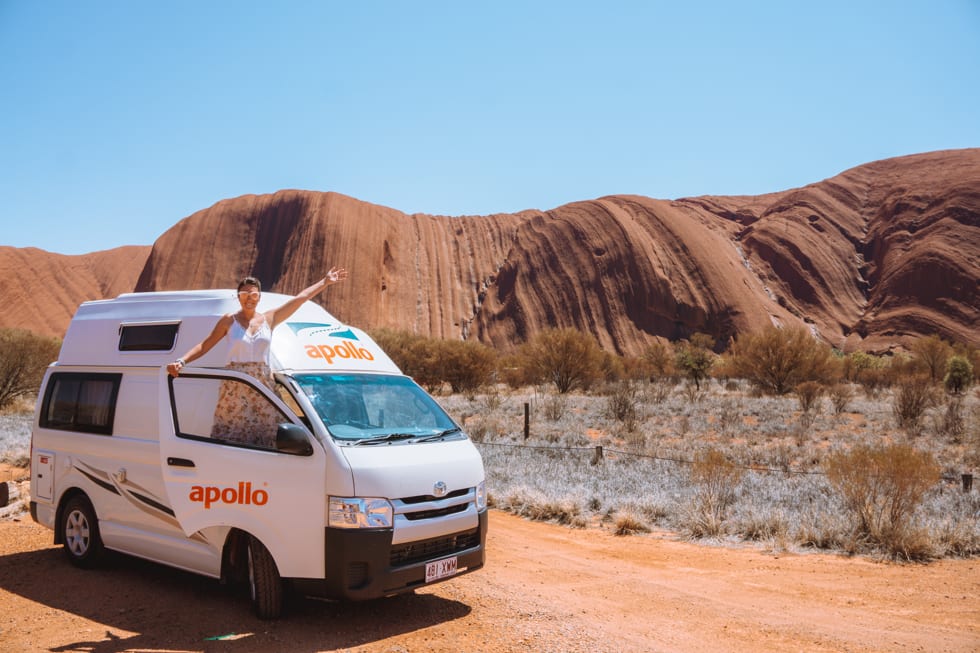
[61,495,104,568]
[247,535,283,619]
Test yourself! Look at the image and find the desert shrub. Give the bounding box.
[520,328,604,394]
[824,443,941,559]
[605,380,640,431]
[795,381,824,425]
[370,329,496,393]
[613,511,650,536]
[681,381,706,403]
[893,375,938,434]
[685,448,745,537]
[932,396,966,442]
[674,333,716,391]
[727,326,836,395]
[649,377,675,403]
[437,339,497,393]
[934,519,980,557]
[911,334,953,383]
[716,398,742,435]
[735,509,789,542]
[497,352,533,389]
[0,328,61,410]
[796,511,851,551]
[642,340,676,379]
[943,355,974,395]
[828,383,854,414]
[542,393,567,421]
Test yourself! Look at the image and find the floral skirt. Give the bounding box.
[210,362,282,448]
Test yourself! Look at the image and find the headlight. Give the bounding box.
[328,496,393,529]
[476,480,487,511]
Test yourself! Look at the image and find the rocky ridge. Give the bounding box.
[2,149,977,353]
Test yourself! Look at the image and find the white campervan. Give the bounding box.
[30,290,487,618]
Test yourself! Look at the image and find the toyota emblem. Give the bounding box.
[433,481,448,497]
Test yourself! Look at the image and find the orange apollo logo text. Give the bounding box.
[305,342,375,364]
[189,482,269,509]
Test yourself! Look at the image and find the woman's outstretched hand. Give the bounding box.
[325,266,348,284]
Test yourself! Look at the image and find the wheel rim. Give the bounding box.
[65,510,90,557]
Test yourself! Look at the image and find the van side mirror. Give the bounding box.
[276,423,314,456]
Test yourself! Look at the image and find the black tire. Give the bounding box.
[247,535,283,619]
[61,495,104,568]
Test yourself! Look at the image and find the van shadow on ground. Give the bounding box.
[0,544,471,653]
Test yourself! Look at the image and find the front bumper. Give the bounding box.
[291,509,488,600]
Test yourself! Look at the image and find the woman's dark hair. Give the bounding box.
[237,276,262,292]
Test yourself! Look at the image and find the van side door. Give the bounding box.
[158,367,326,579]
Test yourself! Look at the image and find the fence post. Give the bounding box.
[0,482,8,508]
[591,446,603,465]
[963,473,974,493]
[523,402,530,441]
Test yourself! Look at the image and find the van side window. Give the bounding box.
[40,373,122,435]
[118,322,180,351]
[171,375,287,450]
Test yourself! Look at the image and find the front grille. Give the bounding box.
[400,488,469,504]
[403,503,468,521]
[389,528,480,567]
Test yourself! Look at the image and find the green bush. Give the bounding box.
[943,355,974,395]
[0,328,61,410]
[674,333,716,391]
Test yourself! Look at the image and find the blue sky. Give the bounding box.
[2,1,978,255]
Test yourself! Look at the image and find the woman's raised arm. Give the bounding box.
[266,266,348,330]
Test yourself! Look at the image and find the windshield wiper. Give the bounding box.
[351,432,419,446]
[413,427,463,443]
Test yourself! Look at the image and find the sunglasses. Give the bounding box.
[238,290,260,299]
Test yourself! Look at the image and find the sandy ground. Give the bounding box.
[0,486,977,653]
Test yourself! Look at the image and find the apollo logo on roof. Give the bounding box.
[288,322,377,365]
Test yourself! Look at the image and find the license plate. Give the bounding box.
[425,556,458,583]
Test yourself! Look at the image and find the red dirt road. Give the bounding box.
[1,511,977,652]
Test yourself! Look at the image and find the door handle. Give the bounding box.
[166,457,195,468]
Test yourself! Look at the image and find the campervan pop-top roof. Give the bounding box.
[57,290,401,374]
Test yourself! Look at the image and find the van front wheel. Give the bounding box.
[247,536,283,619]
[61,495,104,568]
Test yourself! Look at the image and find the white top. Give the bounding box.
[226,318,272,364]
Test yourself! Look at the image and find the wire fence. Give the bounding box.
[475,440,973,489]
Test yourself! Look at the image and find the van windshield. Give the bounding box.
[291,373,461,443]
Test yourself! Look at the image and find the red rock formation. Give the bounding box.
[4,150,978,352]
[0,246,150,339]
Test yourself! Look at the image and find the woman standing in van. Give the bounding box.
[166,267,348,445]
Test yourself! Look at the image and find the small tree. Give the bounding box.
[674,333,715,391]
[943,355,974,395]
[642,340,676,379]
[911,334,953,384]
[521,328,604,394]
[727,326,836,395]
[0,328,61,409]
